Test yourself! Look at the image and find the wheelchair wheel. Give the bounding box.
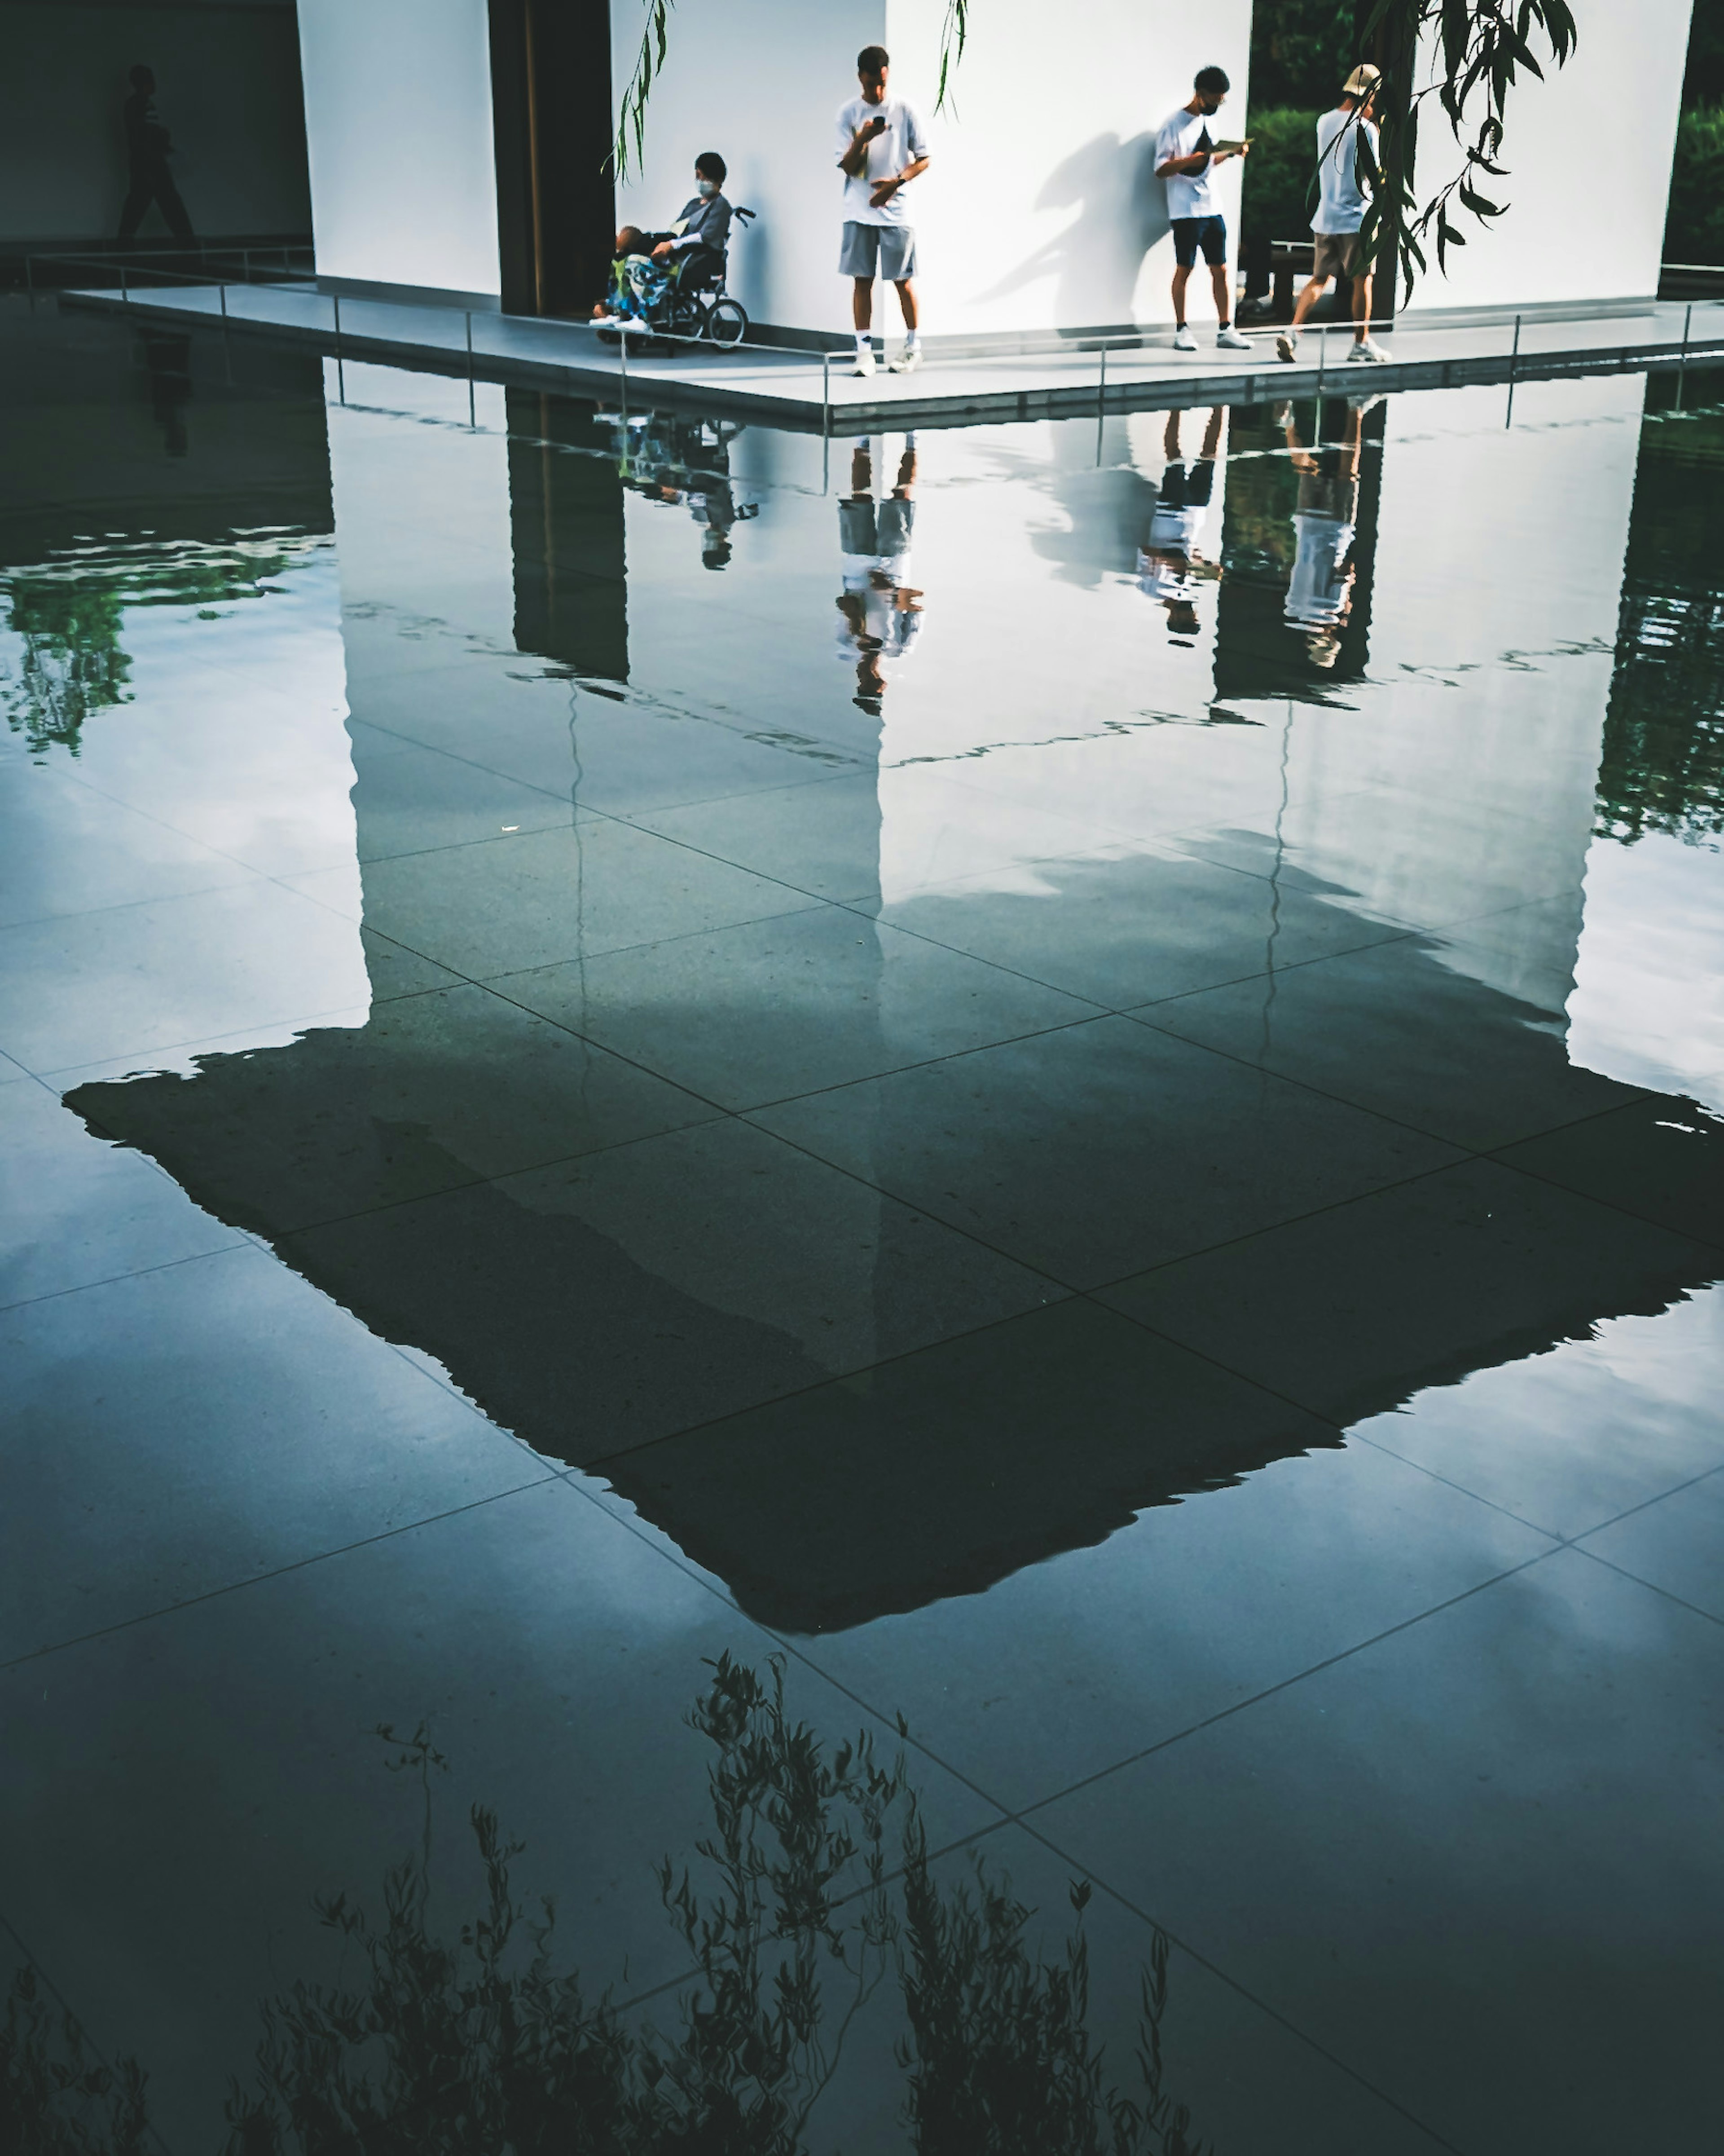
[703,297,748,350]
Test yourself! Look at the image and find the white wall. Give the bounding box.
[610,0,868,336]
[1403,0,1693,316]
[608,0,1252,337]
[0,1,311,241]
[295,0,500,297]
[888,0,1253,336]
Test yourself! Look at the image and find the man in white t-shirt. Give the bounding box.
[1137,407,1225,639]
[1278,65,1390,365]
[836,436,924,711]
[1154,65,1253,354]
[836,45,930,376]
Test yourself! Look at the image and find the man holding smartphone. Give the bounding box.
[1155,65,1252,353]
[836,45,930,375]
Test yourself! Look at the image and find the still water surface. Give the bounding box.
[2,310,1722,2152]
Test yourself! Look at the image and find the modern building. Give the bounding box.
[7,4,1690,335]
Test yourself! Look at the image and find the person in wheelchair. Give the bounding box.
[595,153,734,324]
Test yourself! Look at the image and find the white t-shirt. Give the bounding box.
[836,96,928,227]
[1155,106,1220,220]
[1287,511,1355,625]
[1312,106,1379,234]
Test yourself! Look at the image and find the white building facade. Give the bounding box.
[290,0,1693,335]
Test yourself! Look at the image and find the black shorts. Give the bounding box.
[1171,215,1228,268]
[1156,458,1215,512]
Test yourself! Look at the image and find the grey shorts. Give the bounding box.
[1313,229,1363,279]
[840,221,918,282]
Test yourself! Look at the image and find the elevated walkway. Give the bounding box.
[60,276,1724,432]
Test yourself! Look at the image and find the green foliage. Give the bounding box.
[1,534,314,762]
[4,1658,1207,2154]
[1596,388,1724,843]
[1249,0,1362,111]
[1681,0,1724,108]
[1238,109,1324,250]
[1663,105,1724,268]
[0,1966,150,2156]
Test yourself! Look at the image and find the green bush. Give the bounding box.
[1664,104,1724,266]
[1239,108,1322,251]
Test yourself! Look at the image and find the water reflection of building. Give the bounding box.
[71,370,1724,1635]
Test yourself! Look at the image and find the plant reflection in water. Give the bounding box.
[2,1660,1208,2156]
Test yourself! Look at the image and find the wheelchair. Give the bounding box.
[596,209,754,352]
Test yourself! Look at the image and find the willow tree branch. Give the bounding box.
[1358,0,1578,302]
[611,0,672,181]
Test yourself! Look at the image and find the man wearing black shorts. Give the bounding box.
[1154,66,1251,353]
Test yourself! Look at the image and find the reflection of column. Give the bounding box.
[504,389,628,681]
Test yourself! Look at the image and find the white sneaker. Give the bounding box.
[852,346,876,377]
[1347,337,1390,364]
[1275,330,1299,364]
[1216,324,1252,350]
[1172,325,1198,352]
[888,343,921,373]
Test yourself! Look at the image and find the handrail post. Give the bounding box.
[332,288,342,353]
[120,261,129,304]
[1095,341,1107,464]
[465,309,475,428]
[1676,298,1693,411]
[219,280,228,319]
[1505,311,1521,427]
[1316,321,1325,397]
[822,350,830,437]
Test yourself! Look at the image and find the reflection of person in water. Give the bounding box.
[605,410,757,569]
[1137,406,1225,641]
[836,435,923,712]
[117,65,194,243]
[1276,396,1366,668]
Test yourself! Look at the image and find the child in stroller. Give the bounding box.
[594,153,751,348]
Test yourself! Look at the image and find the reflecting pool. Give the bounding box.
[3,304,1722,2154]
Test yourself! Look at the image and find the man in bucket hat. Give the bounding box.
[1278,64,1391,366]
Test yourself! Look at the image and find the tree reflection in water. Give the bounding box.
[2,1660,1208,2156]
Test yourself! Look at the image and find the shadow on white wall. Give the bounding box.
[967,131,1167,331]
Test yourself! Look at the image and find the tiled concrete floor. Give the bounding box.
[3,306,1722,2151]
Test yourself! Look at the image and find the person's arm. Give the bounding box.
[871,110,929,209]
[869,153,929,210]
[839,113,887,177]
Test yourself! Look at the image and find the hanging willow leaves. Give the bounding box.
[611,0,672,179]
[1357,0,1578,298]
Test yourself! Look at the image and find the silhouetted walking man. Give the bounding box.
[118,66,194,244]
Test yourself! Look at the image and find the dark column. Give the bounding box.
[506,388,629,681]
[489,0,617,317]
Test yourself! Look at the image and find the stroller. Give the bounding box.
[597,208,755,351]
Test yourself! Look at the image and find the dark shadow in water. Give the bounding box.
[2,1660,1210,2155]
[65,908,1722,1632]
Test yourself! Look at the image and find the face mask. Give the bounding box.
[696,177,717,197]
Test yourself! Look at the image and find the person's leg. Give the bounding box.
[1170,261,1192,326]
[155,171,194,242]
[1290,274,1329,331]
[852,278,874,335]
[1164,410,1182,459]
[1209,261,1232,327]
[1352,267,1374,343]
[894,278,918,334]
[1200,404,1224,461]
[117,174,151,242]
